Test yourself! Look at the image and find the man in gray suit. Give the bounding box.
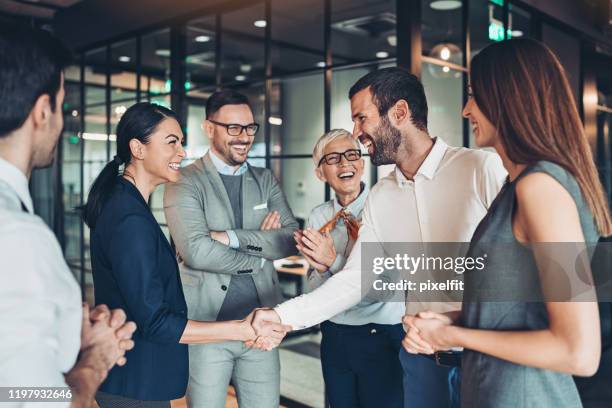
[164,90,298,408]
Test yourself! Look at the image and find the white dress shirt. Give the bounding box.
[306,183,405,325]
[275,138,507,329]
[0,157,81,406]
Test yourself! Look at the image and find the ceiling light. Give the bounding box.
[253,20,267,28]
[387,34,397,47]
[440,47,451,60]
[511,30,524,37]
[430,1,462,11]
[80,132,117,142]
[71,110,79,117]
[240,64,252,73]
[316,61,326,68]
[430,42,462,65]
[376,51,389,59]
[235,75,246,81]
[114,105,127,116]
[195,35,211,43]
[155,49,170,57]
[268,116,283,126]
[442,66,450,73]
[118,56,131,63]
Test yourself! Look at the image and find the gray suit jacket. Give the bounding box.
[163,152,299,321]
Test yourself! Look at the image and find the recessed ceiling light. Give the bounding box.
[376,51,389,59]
[253,20,267,28]
[442,66,450,73]
[240,64,252,73]
[195,35,211,43]
[71,110,79,117]
[235,75,246,81]
[155,49,170,57]
[430,1,462,11]
[118,55,130,62]
[440,47,451,60]
[511,30,524,37]
[387,34,397,47]
[268,116,283,126]
[316,61,326,68]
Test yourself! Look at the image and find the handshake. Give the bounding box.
[241,308,292,351]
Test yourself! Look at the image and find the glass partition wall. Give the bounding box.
[49,0,610,406]
[57,0,608,304]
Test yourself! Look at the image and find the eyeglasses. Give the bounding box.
[318,149,362,167]
[208,119,260,136]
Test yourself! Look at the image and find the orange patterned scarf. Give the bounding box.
[318,209,360,241]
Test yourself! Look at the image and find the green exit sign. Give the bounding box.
[488,20,512,41]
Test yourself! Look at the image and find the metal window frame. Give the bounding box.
[63,0,608,294]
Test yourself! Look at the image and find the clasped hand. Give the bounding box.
[294,228,336,272]
[401,311,456,354]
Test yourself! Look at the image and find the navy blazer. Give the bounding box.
[91,177,188,401]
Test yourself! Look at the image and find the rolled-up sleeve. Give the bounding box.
[109,215,187,344]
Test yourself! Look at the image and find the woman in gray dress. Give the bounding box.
[402,39,612,407]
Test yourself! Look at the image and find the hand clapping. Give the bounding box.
[294,228,336,272]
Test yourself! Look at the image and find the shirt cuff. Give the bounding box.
[318,270,333,280]
[274,302,306,331]
[307,269,332,287]
[226,230,239,248]
[328,254,346,274]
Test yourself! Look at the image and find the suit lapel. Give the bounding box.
[201,152,236,228]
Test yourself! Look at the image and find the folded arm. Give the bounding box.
[232,174,299,260]
[164,180,263,275]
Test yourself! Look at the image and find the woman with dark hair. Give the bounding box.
[84,102,288,407]
[402,39,612,407]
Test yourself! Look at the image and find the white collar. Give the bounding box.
[209,149,248,176]
[394,137,447,184]
[0,156,33,213]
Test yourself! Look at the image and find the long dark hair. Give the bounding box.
[82,102,178,229]
[470,38,611,236]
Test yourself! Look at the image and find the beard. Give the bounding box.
[368,115,402,166]
[213,138,250,166]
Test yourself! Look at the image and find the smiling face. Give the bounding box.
[350,87,402,165]
[462,88,497,148]
[140,117,186,184]
[205,103,255,166]
[315,137,364,198]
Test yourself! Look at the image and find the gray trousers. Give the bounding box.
[186,341,280,408]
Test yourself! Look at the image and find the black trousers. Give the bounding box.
[95,391,170,408]
[320,321,404,408]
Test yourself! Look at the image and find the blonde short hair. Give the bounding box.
[312,128,360,166]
